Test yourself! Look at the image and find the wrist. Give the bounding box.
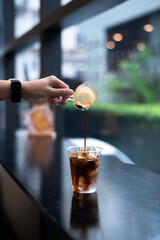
[21,81,33,100]
[7,80,12,99]
[6,80,12,100]
[22,80,45,101]
[21,81,28,99]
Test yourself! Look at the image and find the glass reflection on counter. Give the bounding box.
[70,192,102,239]
[28,138,55,174]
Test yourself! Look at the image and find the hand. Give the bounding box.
[21,75,73,105]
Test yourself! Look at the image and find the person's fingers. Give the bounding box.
[48,98,59,105]
[49,88,73,98]
[48,96,64,105]
[60,89,74,103]
[48,92,73,106]
[61,99,68,105]
[50,76,69,89]
[52,96,63,102]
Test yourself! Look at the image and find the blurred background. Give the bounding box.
[0,0,160,173]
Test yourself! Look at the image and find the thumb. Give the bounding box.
[50,88,73,98]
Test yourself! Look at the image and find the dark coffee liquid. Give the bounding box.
[70,154,100,193]
[74,103,87,148]
[84,109,86,148]
[75,104,83,110]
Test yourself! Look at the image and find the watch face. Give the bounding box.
[13,82,21,89]
[12,82,20,88]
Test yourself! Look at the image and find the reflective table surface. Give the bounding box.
[0,131,160,240]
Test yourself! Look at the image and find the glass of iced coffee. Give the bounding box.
[67,146,102,193]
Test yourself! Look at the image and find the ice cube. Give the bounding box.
[70,153,78,159]
[78,152,87,160]
[88,152,97,160]
[89,168,99,177]
[79,176,85,184]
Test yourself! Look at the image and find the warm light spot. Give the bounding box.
[106,41,115,49]
[137,42,146,51]
[113,33,123,42]
[143,24,154,32]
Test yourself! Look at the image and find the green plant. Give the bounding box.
[108,49,160,103]
[64,101,160,121]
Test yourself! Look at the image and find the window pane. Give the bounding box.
[15,42,40,129]
[14,0,40,38]
[0,58,5,136]
[61,0,160,173]
[15,42,40,81]
[0,0,4,51]
[0,0,5,137]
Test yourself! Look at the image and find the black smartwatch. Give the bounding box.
[10,78,21,103]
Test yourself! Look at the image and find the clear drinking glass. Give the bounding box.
[67,146,102,193]
[68,82,98,110]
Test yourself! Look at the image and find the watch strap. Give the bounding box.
[10,78,21,103]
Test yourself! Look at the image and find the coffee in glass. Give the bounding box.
[67,146,102,193]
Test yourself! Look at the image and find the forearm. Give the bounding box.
[0,80,30,101]
[0,80,37,101]
[0,77,73,104]
[0,80,11,101]
[21,80,44,100]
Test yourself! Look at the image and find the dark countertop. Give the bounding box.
[0,131,160,240]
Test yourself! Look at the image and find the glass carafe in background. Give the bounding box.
[68,82,97,110]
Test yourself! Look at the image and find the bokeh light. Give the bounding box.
[137,42,146,51]
[106,41,115,49]
[143,24,154,32]
[113,33,123,42]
